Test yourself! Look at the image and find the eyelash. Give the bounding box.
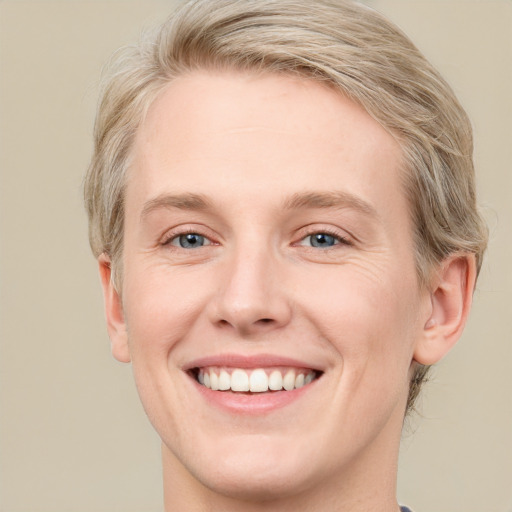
[161,228,215,247]
[296,228,352,249]
[161,227,352,250]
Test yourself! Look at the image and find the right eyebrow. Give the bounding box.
[140,193,213,221]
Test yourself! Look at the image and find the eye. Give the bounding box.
[299,232,349,248]
[169,233,211,249]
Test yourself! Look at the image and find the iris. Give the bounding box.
[309,233,337,247]
[178,233,205,248]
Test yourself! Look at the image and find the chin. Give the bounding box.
[167,433,327,503]
[194,455,317,503]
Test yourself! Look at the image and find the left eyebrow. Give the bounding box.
[283,191,379,219]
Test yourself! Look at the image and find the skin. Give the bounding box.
[99,70,476,512]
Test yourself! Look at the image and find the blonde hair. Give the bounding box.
[84,0,488,412]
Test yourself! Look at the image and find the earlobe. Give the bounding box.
[98,254,131,363]
[414,254,477,366]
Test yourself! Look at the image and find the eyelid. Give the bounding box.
[169,233,213,247]
[160,225,219,247]
[158,224,353,249]
[294,225,353,248]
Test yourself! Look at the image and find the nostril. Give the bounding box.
[258,318,273,324]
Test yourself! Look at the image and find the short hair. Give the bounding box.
[84,0,488,413]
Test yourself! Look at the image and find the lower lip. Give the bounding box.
[188,374,318,415]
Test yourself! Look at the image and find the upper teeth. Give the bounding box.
[197,367,315,392]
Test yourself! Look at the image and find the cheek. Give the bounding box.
[296,261,420,384]
[302,260,416,337]
[122,262,213,359]
[120,264,214,439]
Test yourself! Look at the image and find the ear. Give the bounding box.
[98,254,131,363]
[414,254,477,366]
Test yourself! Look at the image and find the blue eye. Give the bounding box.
[172,233,208,249]
[298,232,349,248]
[309,233,338,247]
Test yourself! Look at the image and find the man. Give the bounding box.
[84,1,487,510]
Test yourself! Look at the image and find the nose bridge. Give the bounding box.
[211,238,291,334]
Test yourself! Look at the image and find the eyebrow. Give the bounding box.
[140,193,212,221]
[283,191,379,219]
[140,190,378,221]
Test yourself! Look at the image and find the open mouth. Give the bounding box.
[190,367,321,393]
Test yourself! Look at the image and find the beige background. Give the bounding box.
[0,1,510,511]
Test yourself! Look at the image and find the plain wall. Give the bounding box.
[0,1,510,511]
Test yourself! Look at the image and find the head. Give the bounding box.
[84,0,487,503]
[85,0,487,414]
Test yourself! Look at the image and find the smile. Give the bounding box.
[196,367,317,393]
[184,355,324,413]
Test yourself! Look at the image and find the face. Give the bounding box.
[105,70,433,501]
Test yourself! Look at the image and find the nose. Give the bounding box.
[208,246,292,336]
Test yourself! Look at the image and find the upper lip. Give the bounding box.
[182,353,324,372]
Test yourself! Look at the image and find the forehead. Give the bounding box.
[128,70,407,226]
